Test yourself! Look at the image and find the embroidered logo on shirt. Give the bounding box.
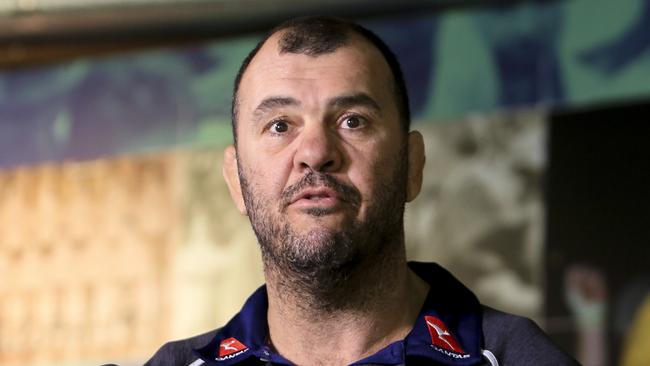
[425,315,469,358]
[216,337,249,361]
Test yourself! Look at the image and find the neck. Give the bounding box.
[264,246,429,366]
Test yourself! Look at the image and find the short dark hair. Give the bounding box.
[231,16,411,144]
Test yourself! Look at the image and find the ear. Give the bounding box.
[222,145,247,215]
[406,131,425,202]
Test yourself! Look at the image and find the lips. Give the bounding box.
[291,187,340,204]
[279,173,362,212]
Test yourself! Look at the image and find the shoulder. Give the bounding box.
[143,328,219,366]
[481,306,578,366]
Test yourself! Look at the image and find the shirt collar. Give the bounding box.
[194,262,485,365]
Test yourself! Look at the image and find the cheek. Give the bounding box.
[346,148,386,200]
[244,152,293,197]
[348,142,402,196]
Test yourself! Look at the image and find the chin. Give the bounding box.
[283,227,358,270]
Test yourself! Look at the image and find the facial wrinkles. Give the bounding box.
[247,52,373,108]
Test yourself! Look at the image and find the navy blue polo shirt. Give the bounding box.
[191,262,488,365]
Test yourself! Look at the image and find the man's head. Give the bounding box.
[222,16,425,305]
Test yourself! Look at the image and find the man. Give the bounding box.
[145,16,577,366]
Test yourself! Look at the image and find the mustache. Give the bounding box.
[280,172,362,211]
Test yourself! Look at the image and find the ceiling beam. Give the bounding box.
[0,0,542,68]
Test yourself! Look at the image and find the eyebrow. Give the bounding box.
[327,93,382,115]
[252,96,301,124]
[251,92,382,125]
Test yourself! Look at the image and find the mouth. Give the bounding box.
[292,187,340,204]
[280,173,362,214]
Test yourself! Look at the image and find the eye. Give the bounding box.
[268,119,289,134]
[340,115,365,129]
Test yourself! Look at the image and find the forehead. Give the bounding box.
[238,32,395,111]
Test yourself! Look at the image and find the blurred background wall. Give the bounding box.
[1,0,649,365]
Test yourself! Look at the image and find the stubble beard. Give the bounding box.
[238,146,408,311]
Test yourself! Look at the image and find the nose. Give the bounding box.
[293,123,342,173]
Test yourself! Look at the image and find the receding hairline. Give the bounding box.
[244,30,393,80]
[236,30,397,112]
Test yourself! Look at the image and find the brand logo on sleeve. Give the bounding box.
[216,337,249,361]
[425,315,470,359]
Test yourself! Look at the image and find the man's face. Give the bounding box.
[224,32,422,277]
